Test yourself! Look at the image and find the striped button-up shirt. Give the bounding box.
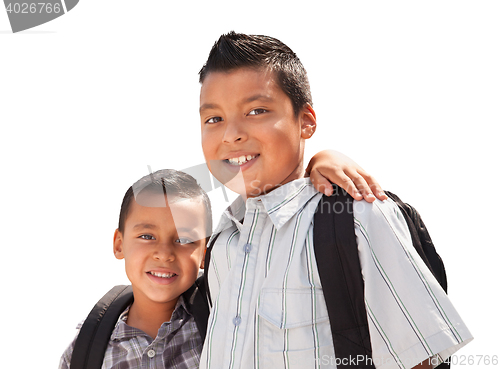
[60,295,202,369]
[200,178,472,369]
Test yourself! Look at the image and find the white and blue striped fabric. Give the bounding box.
[200,178,472,369]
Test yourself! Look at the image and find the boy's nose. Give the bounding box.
[153,243,175,262]
[222,119,248,144]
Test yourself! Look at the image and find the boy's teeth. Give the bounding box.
[150,272,174,278]
[228,154,256,165]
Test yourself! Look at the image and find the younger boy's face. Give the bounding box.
[113,194,206,309]
[200,67,316,197]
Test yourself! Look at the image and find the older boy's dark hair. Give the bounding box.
[199,31,312,117]
[118,169,212,237]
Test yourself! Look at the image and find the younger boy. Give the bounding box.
[198,32,473,369]
[59,169,211,369]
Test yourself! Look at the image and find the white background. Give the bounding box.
[1,1,499,367]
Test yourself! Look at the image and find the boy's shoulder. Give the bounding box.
[314,186,404,230]
[352,197,405,229]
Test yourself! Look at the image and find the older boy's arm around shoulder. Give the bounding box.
[354,198,473,368]
[306,149,387,202]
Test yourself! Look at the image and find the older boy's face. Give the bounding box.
[113,195,206,309]
[200,67,316,197]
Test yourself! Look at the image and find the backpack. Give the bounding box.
[70,276,209,369]
[312,187,449,369]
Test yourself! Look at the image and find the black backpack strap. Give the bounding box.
[183,275,210,341]
[313,190,374,368]
[71,285,134,369]
[385,191,448,293]
[203,232,221,308]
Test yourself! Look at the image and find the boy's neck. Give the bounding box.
[245,163,306,199]
[127,296,179,339]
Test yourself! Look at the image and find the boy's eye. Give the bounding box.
[248,108,267,116]
[139,234,155,240]
[176,237,194,245]
[205,116,223,124]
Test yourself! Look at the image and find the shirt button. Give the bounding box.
[147,349,156,358]
[244,243,252,253]
[233,315,242,326]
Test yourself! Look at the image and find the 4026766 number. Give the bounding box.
[5,2,62,14]
[444,355,498,366]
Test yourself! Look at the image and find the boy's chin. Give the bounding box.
[216,174,265,197]
[221,180,265,199]
[209,160,247,194]
[225,175,284,198]
[208,160,288,198]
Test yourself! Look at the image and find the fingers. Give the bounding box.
[309,170,335,197]
[354,169,387,201]
[339,171,371,201]
[310,168,363,200]
[310,167,387,202]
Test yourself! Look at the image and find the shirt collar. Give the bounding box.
[214,178,318,233]
[110,295,191,341]
[213,195,246,234]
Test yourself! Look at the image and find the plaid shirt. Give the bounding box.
[59,295,203,369]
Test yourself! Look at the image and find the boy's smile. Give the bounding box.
[113,194,206,312]
[200,67,316,197]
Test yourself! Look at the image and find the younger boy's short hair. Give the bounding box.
[118,169,212,237]
[199,31,312,117]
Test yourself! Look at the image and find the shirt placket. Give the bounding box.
[226,199,265,369]
[143,319,175,369]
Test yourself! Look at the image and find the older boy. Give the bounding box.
[199,32,473,369]
[59,169,211,369]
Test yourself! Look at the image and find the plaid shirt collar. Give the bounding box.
[110,295,191,341]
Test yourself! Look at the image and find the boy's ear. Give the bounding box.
[200,241,208,269]
[300,103,317,139]
[113,229,125,260]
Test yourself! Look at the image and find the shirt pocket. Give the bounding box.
[258,287,329,329]
[257,287,335,367]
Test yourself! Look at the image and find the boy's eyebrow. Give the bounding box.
[133,223,157,230]
[199,103,219,113]
[199,94,274,113]
[244,94,274,104]
[177,228,206,242]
